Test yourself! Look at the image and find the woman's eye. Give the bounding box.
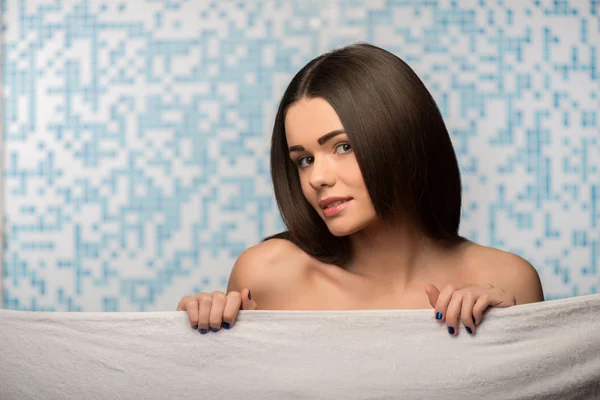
[296,156,313,168]
[335,143,352,154]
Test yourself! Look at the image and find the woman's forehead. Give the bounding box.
[285,98,345,143]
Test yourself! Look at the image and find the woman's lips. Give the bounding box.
[323,199,352,217]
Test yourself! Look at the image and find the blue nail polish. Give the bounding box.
[436,312,443,320]
[223,322,230,329]
[192,325,198,330]
[248,290,252,300]
[466,327,473,334]
[211,328,219,333]
[448,326,455,335]
[200,329,207,334]
[472,316,476,324]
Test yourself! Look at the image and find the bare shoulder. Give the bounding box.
[226,238,310,308]
[463,243,544,305]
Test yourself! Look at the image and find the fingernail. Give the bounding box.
[223,322,230,329]
[472,316,476,324]
[248,290,252,300]
[192,325,198,330]
[466,327,473,334]
[200,329,207,334]
[448,326,455,335]
[210,328,219,333]
[436,312,443,320]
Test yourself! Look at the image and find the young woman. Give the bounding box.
[177,42,544,336]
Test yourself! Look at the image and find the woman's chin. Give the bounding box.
[325,221,361,237]
[328,229,351,237]
[324,216,377,237]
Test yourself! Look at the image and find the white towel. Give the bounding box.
[1,294,599,400]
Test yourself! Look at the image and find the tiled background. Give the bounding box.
[2,0,599,311]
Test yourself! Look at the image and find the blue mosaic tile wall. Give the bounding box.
[2,0,599,311]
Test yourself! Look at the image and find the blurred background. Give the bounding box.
[1,0,598,311]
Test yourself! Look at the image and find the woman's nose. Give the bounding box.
[308,158,336,189]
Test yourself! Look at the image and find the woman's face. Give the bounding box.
[284,97,377,237]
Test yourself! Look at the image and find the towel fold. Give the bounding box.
[1,294,599,399]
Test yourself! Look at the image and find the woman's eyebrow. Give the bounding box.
[288,129,346,152]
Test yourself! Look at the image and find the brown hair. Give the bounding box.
[265,42,466,266]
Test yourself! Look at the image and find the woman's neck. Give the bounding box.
[344,222,462,290]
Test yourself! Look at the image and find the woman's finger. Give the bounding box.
[434,284,462,322]
[460,290,477,335]
[425,284,440,310]
[222,291,243,329]
[176,296,191,311]
[240,288,258,311]
[444,291,464,336]
[177,296,200,329]
[197,293,213,334]
[208,291,227,332]
[472,293,492,325]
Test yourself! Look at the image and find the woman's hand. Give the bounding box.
[425,283,516,336]
[176,288,257,334]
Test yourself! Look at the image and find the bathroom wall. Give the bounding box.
[2,0,599,311]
